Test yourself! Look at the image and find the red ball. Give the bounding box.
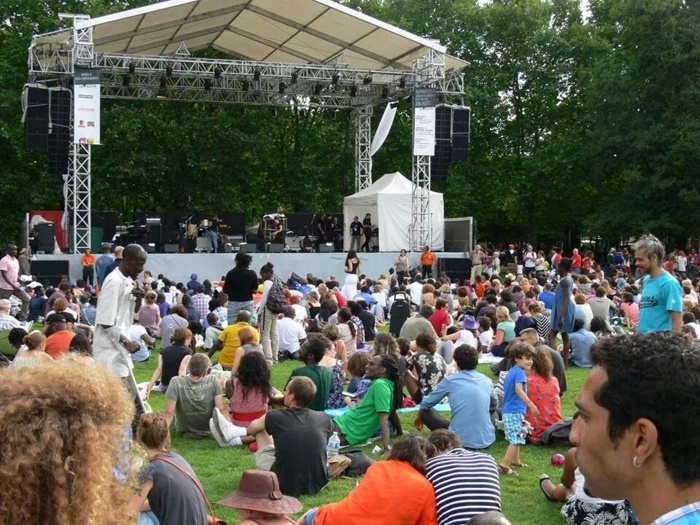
[551,453,566,466]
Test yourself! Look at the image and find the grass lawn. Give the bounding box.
[132,343,587,524]
[0,328,585,524]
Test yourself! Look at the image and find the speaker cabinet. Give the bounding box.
[267,243,284,253]
[35,223,55,253]
[30,260,69,287]
[25,86,49,151]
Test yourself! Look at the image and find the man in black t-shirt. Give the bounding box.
[211,376,333,496]
[349,216,363,252]
[361,213,373,252]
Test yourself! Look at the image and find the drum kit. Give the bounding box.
[178,216,229,253]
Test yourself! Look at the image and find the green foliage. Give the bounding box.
[0,0,698,248]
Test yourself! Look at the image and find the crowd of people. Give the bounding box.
[1,234,699,525]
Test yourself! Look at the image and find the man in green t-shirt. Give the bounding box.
[286,336,333,411]
[333,354,402,454]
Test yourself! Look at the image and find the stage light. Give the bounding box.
[279,82,286,94]
[240,107,246,116]
[332,73,340,85]
[314,83,323,95]
[242,79,250,92]
[350,84,357,97]
[156,88,168,100]
[204,79,212,91]
[291,71,298,84]
[363,75,372,84]
[271,107,278,117]
[399,76,406,89]
[214,66,222,79]
[253,69,261,81]
[159,76,167,89]
[209,105,217,117]
[165,65,173,77]
[122,75,130,88]
[381,87,389,99]
[128,62,136,74]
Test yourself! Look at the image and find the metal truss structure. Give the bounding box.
[354,106,373,193]
[29,21,465,253]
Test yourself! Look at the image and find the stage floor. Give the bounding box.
[34,252,467,285]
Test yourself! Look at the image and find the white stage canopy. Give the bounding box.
[343,172,445,252]
[32,0,467,71]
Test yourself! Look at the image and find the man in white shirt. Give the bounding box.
[277,306,307,360]
[93,244,147,416]
[407,274,424,307]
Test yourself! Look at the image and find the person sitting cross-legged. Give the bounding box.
[426,429,501,524]
[286,336,334,411]
[163,353,237,440]
[211,376,334,497]
[415,344,497,450]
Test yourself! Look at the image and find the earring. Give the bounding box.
[633,456,642,468]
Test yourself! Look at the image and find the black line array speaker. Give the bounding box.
[451,107,470,162]
[48,88,72,176]
[25,86,50,150]
[267,243,284,253]
[431,105,452,181]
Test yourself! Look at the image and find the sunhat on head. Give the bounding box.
[217,470,302,514]
[461,315,480,330]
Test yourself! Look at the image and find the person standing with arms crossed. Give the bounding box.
[634,234,682,333]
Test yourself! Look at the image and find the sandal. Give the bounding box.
[511,462,529,468]
[539,475,557,502]
[498,464,517,476]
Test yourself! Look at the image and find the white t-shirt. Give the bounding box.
[479,328,494,348]
[407,282,423,306]
[277,317,306,353]
[127,324,150,361]
[457,329,479,349]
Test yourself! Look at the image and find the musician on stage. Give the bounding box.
[271,218,285,242]
[349,216,363,252]
[361,213,374,252]
[206,214,225,253]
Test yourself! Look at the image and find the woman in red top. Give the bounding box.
[429,298,451,336]
[226,352,273,430]
[525,346,562,444]
[302,434,438,525]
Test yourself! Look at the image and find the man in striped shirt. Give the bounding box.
[425,429,501,525]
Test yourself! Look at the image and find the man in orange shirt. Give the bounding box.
[81,248,96,287]
[421,245,436,279]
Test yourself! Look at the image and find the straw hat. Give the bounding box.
[217,470,302,515]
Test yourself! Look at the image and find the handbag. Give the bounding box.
[152,455,229,525]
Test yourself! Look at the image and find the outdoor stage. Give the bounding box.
[33,252,468,285]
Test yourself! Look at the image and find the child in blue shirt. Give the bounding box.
[499,342,539,475]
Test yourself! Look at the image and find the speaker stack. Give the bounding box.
[431,105,471,181]
[35,223,55,253]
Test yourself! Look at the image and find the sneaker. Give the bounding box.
[213,407,246,442]
[209,418,231,448]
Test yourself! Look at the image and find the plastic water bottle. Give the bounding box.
[327,432,340,458]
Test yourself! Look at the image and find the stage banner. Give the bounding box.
[413,88,436,156]
[74,67,101,145]
[370,102,397,156]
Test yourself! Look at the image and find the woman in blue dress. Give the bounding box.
[549,257,575,366]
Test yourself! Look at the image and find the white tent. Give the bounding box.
[343,172,444,252]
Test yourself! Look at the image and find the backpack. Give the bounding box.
[389,294,411,337]
[265,276,288,314]
[539,417,573,447]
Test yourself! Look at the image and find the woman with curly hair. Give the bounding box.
[225,352,273,430]
[135,412,208,525]
[0,356,137,524]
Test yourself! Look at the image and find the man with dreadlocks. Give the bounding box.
[333,354,403,453]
